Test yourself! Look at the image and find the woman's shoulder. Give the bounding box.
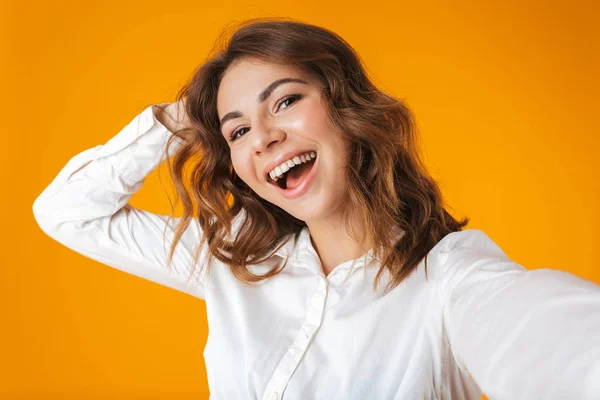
[435,228,502,254]
[424,228,516,281]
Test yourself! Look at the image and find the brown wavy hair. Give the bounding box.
[157,17,469,295]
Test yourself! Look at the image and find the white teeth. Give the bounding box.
[269,151,316,181]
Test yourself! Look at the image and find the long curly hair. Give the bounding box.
[157,17,469,295]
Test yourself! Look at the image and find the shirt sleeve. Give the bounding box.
[32,105,208,300]
[438,229,600,400]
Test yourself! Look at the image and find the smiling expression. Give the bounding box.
[216,57,350,222]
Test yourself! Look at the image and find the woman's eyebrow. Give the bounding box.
[220,77,308,127]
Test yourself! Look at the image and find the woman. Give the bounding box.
[32,18,600,399]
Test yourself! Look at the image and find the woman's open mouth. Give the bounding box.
[267,153,318,200]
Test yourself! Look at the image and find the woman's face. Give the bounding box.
[216,57,349,222]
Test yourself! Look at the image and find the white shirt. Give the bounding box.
[32,105,600,400]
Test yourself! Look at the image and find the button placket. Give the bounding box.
[261,277,328,400]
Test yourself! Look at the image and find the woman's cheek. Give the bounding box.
[231,157,245,181]
[233,156,258,188]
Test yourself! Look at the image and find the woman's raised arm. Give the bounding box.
[438,229,600,399]
[32,101,208,299]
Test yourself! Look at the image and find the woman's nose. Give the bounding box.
[251,122,287,153]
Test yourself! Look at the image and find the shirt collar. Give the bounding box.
[274,225,405,275]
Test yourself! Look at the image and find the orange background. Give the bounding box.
[3,0,599,398]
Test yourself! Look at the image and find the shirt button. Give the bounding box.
[270,391,279,400]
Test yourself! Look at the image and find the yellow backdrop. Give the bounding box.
[3,0,599,398]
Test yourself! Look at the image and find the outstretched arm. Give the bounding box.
[438,229,600,399]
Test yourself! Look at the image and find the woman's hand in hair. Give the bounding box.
[152,98,192,133]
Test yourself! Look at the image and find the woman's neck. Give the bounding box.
[306,217,372,277]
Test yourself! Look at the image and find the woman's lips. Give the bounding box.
[264,150,317,182]
[270,154,319,200]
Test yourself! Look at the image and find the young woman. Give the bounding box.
[32,18,600,400]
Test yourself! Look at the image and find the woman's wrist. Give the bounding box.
[152,99,189,132]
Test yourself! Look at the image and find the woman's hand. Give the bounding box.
[152,98,192,133]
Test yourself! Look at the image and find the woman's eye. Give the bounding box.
[229,95,301,142]
[276,94,301,112]
[230,127,249,141]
